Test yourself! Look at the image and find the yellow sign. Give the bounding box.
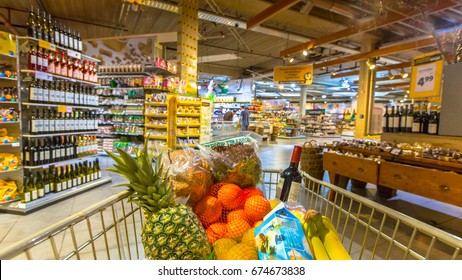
[57,106,72,113]
[410,51,443,99]
[273,64,313,85]
[38,39,56,51]
[0,32,16,57]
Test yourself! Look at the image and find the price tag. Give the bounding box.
[38,39,56,51]
[390,148,402,156]
[58,106,73,113]
[410,51,443,99]
[67,49,81,60]
[35,71,53,81]
[11,142,20,147]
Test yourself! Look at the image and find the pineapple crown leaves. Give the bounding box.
[105,141,176,214]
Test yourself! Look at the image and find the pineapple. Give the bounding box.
[106,144,211,260]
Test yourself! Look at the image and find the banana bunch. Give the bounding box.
[302,210,351,260]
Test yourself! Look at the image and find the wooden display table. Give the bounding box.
[323,151,462,207]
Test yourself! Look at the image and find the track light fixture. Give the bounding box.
[302,50,308,56]
[366,58,377,70]
[289,57,294,63]
[400,69,409,78]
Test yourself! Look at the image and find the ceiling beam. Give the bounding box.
[331,61,411,78]
[280,0,458,57]
[247,0,301,30]
[314,37,435,69]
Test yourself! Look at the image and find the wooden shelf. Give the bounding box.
[177,113,200,117]
[145,102,167,106]
[177,123,200,127]
[145,113,167,118]
[145,124,167,129]
[147,135,167,140]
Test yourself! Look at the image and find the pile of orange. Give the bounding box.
[194,182,272,245]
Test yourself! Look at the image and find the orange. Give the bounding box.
[194,195,222,226]
[242,187,264,200]
[206,223,227,245]
[209,182,228,198]
[227,209,251,225]
[217,184,243,210]
[244,195,272,222]
[225,219,251,238]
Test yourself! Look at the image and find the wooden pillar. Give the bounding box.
[354,35,378,138]
[177,0,199,95]
[299,85,307,117]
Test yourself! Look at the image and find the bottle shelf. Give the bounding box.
[0,177,112,214]
[22,154,98,170]
[23,131,98,138]
[145,124,167,129]
[21,70,99,86]
[0,53,16,59]
[0,76,17,81]
[97,72,151,78]
[22,102,99,110]
[145,113,167,118]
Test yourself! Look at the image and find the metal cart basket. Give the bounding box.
[0,170,461,260]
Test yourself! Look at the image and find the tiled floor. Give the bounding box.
[0,138,461,259]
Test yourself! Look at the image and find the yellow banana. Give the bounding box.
[321,228,351,260]
[321,215,339,236]
[310,235,330,260]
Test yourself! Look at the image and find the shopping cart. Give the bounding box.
[0,170,461,260]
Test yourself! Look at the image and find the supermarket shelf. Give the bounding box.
[97,151,136,158]
[0,121,20,124]
[98,72,150,78]
[96,86,144,90]
[0,177,112,214]
[177,123,200,127]
[0,52,16,59]
[110,132,144,136]
[98,112,144,116]
[143,86,171,91]
[99,122,144,126]
[145,113,167,118]
[23,131,98,138]
[177,143,196,147]
[99,103,144,107]
[96,134,118,138]
[147,135,167,140]
[145,102,167,106]
[0,101,19,104]
[0,168,22,174]
[177,134,200,138]
[22,102,99,110]
[0,76,17,81]
[176,113,200,117]
[177,101,201,106]
[145,124,167,129]
[21,70,99,86]
[22,155,98,169]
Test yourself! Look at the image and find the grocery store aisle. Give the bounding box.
[0,142,461,259]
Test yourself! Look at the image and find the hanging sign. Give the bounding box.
[410,51,443,99]
[273,64,313,85]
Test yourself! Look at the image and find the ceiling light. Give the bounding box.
[322,95,327,99]
[197,85,201,90]
[366,58,376,70]
[312,97,316,100]
[291,83,296,88]
[324,101,327,104]
[388,70,395,80]
[302,50,308,56]
[300,0,315,15]
[278,85,284,89]
[289,57,294,63]
[332,72,337,76]
[401,69,409,78]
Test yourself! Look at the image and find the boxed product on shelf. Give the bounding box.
[0,153,20,171]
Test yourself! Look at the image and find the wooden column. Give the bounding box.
[355,35,378,138]
[177,0,199,95]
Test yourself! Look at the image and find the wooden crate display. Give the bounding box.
[323,152,380,185]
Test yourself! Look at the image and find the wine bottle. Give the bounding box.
[30,109,38,134]
[391,106,399,133]
[61,50,68,77]
[73,29,79,52]
[70,164,77,187]
[27,5,36,38]
[412,105,421,133]
[53,20,60,46]
[77,31,82,53]
[29,173,38,201]
[382,106,389,133]
[428,105,438,135]
[421,103,429,134]
[48,50,55,75]
[23,138,31,166]
[60,166,67,190]
[42,11,49,42]
[41,108,49,134]
[37,138,45,165]
[53,136,61,162]
[28,45,37,70]
[405,105,413,133]
[29,77,37,101]
[65,165,73,189]
[36,46,43,72]
[59,136,66,161]
[279,145,302,202]
[37,172,45,199]
[43,137,51,165]
[53,167,62,193]
[95,158,102,179]
[35,8,42,40]
[75,163,82,185]
[48,14,54,44]
[21,176,32,203]
[43,81,50,104]
[43,169,51,194]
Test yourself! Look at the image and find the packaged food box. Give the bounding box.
[254,204,313,260]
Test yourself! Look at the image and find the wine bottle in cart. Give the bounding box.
[279,145,302,202]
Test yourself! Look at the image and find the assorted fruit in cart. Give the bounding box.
[106,134,350,260]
